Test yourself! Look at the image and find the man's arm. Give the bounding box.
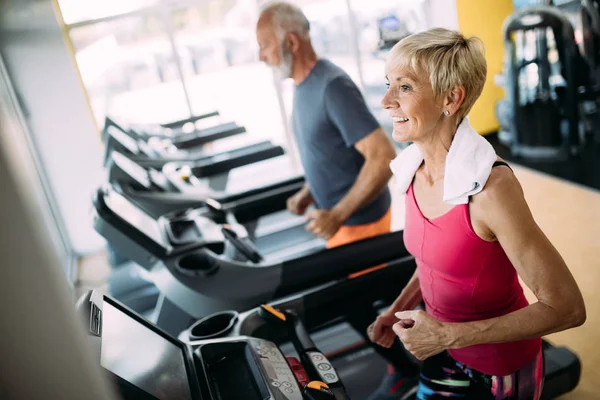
[305,127,395,239]
[332,127,396,222]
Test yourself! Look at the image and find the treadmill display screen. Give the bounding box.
[104,190,166,248]
[108,125,140,155]
[379,15,401,30]
[101,302,193,400]
[112,152,152,189]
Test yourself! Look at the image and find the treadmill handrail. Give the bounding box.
[168,230,410,301]
[217,175,305,204]
[218,181,305,224]
[276,231,408,298]
[93,187,171,258]
[188,142,285,177]
[161,140,278,172]
[160,111,220,129]
[223,255,417,347]
[172,123,246,149]
[216,179,305,212]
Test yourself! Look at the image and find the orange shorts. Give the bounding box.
[326,207,392,278]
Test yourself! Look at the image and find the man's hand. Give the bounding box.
[287,187,313,215]
[305,209,344,240]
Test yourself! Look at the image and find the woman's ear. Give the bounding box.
[444,86,466,116]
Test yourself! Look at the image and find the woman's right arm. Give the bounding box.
[387,269,422,314]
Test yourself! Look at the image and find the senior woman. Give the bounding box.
[367,28,586,399]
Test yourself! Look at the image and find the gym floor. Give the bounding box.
[77,156,600,399]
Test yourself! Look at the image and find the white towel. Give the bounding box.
[389,117,497,205]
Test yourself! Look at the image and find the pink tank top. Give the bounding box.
[404,182,541,376]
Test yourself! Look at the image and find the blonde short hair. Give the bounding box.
[386,28,487,119]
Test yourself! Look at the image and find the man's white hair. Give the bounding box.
[259,2,311,42]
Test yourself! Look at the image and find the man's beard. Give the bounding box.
[273,42,293,80]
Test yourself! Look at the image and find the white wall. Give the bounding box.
[425,0,460,30]
[1,1,106,255]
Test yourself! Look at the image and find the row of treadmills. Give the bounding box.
[87,111,582,399]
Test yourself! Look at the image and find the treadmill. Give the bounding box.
[103,154,303,321]
[102,118,282,170]
[103,112,245,151]
[80,253,582,400]
[107,151,304,218]
[91,185,411,334]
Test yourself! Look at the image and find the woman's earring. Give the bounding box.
[444,110,450,116]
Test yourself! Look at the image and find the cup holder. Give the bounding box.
[176,252,218,277]
[189,310,239,341]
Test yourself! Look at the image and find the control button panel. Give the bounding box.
[307,351,339,384]
[250,338,302,400]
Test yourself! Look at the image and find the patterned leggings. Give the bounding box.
[417,348,544,399]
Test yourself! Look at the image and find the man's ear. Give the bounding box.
[287,32,301,54]
[443,86,466,117]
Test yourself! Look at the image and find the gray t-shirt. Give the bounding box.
[292,59,391,226]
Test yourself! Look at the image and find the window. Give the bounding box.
[57,0,160,25]
[58,0,430,150]
[70,15,190,125]
[171,2,287,145]
[350,0,427,134]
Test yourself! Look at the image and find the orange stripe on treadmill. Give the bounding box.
[347,264,387,279]
[261,304,286,321]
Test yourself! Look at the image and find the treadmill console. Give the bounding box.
[109,151,171,192]
[81,292,306,400]
[107,125,140,155]
[165,211,226,247]
[250,337,303,398]
[198,338,303,400]
[110,152,153,189]
[163,163,207,193]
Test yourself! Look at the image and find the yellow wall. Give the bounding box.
[455,0,514,134]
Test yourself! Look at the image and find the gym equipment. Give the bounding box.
[105,261,158,315]
[556,0,600,144]
[582,0,600,77]
[131,110,221,137]
[103,155,300,318]
[498,6,586,159]
[102,118,281,169]
[107,151,302,218]
[497,5,600,158]
[91,184,411,334]
[79,247,415,400]
[102,111,238,147]
[79,257,582,400]
[376,14,410,51]
[581,0,600,143]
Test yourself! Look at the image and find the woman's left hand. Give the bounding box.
[393,310,454,360]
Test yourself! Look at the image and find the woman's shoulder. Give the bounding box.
[483,158,522,199]
[470,159,528,233]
